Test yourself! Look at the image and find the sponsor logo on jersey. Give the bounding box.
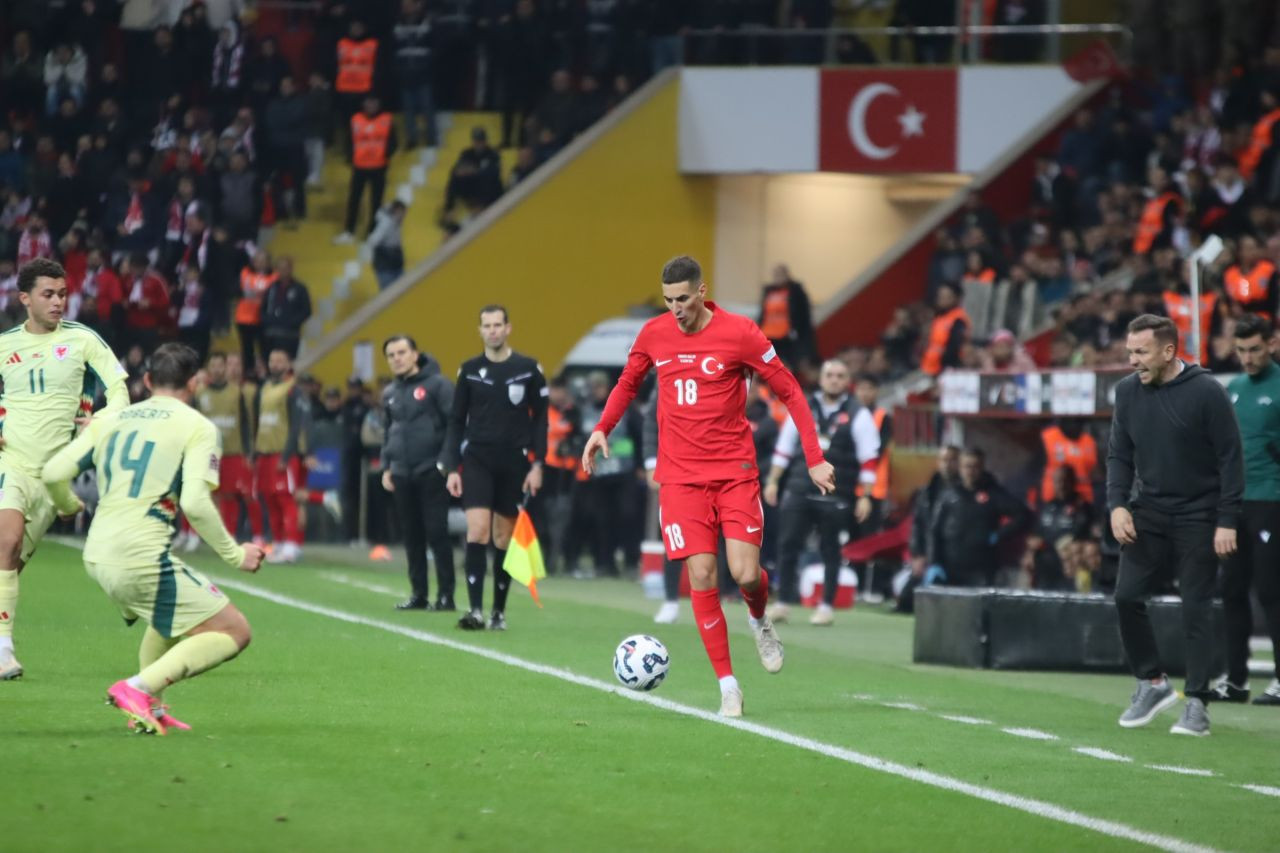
[678,354,697,364]
[4,353,20,364]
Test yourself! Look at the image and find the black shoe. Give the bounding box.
[457,609,486,630]
[488,610,506,631]
[434,597,456,612]
[1211,678,1250,703]
[396,596,433,611]
[1253,679,1280,705]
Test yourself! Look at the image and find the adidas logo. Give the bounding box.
[4,353,20,365]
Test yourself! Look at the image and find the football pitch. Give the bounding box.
[6,541,1280,853]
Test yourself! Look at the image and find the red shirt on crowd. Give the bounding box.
[123,268,171,330]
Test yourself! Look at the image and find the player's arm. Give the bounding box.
[584,335,652,474]
[180,423,248,568]
[764,415,799,506]
[740,324,831,492]
[41,416,106,515]
[1105,384,1137,544]
[440,366,469,473]
[84,331,129,412]
[1207,381,1245,556]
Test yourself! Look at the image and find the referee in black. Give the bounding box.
[1108,314,1244,737]
[381,334,456,612]
[442,304,548,631]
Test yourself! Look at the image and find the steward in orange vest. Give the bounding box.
[1133,167,1182,255]
[758,264,817,369]
[340,96,398,239]
[1239,88,1280,180]
[1039,420,1097,504]
[921,283,970,376]
[1162,287,1217,364]
[1223,234,1278,319]
[854,374,892,508]
[336,20,379,95]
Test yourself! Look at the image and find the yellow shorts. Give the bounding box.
[0,461,56,564]
[84,556,230,639]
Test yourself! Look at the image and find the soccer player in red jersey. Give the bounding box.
[583,256,834,717]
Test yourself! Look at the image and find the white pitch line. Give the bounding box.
[209,575,1224,853]
[1002,727,1060,741]
[1075,747,1132,763]
[939,714,993,726]
[321,571,403,597]
[1148,766,1216,778]
[1238,784,1280,798]
[881,701,926,711]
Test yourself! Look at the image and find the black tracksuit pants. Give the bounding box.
[775,491,851,606]
[1222,501,1280,684]
[392,469,455,602]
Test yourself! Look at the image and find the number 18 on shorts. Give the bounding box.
[657,479,764,560]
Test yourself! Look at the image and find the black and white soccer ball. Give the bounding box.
[612,634,670,691]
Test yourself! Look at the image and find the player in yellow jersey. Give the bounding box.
[43,343,266,734]
[0,258,129,680]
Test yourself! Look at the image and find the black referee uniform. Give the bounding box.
[441,350,548,626]
[382,352,455,611]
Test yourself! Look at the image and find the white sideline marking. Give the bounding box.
[1074,748,1132,763]
[321,571,402,597]
[210,575,1223,853]
[881,701,925,711]
[1148,766,1216,778]
[939,715,992,726]
[1002,727,1059,741]
[1239,784,1280,798]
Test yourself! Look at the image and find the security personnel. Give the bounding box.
[1132,167,1182,255]
[381,335,456,612]
[1220,314,1280,705]
[1162,283,1216,364]
[535,376,582,575]
[1223,235,1278,320]
[337,95,396,243]
[854,373,892,513]
[254,348,308,563]
[1239,86,1280,181]
[921,282,969,376]
[442,305,548,631]
[197,351,262,543]
[764,359,880,626]
[335,18,379,113]
[758,264,816,369]
[1039,419,1097,504]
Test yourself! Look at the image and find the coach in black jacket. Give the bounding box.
[928,448,1031,587]
[381,336,456,612]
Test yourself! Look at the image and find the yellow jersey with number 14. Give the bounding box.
[0,320,128,476]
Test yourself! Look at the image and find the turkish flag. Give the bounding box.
[1063,40,1125,83]
[819,69,958,173]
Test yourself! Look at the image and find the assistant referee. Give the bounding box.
[1108,314,1244,737]
[1221,314,1280,706]
[441,305,548,631]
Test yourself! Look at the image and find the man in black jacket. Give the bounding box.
[928,448,1031,587]
[1107,313,1244,737]
[382,335,456,611]
[261,257,312,359]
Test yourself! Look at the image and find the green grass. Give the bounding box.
[6,541,1280,853]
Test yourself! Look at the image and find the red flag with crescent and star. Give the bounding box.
[819,69,958,173]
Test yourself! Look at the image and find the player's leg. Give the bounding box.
[1114,508,1178,727]
[1251,500,1280,705]
[485,452,526,628]
[391,472,431,608]
[278,456,303,560]
[255,454,283,548]
[235,455,265,542]
[1218,502,1255,700]
[422,469,456,610]
[812,498,849,626]
[1169,517,1217,735]
[0,507,25,679]
[459,450,496,629]
[719,479,783,675]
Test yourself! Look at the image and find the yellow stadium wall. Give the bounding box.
[301,75,715,387]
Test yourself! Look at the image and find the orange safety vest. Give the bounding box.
[545,405,578,471]
[1240,107,1280,179]
[351,112,392,170]
[235,268,278,326]
[962,268,996,287]
[759,286,791,340]
[336,37,378,94]
[857,407,892,501]
[921,306,970,376]
[1132,191,1181,254]
[1224,260,1276,317]
[1040,425,1097,504]
[1162,290,1217,364]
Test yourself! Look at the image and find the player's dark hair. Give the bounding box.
[149,343,202,389]
[662,255,702,286]
[479,304,508,323]
[1234,313,1272,340]
[1127,313,1178,350]
[17,258,66,293]
[382,334,418,355]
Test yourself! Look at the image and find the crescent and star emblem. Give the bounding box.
[847,83,927,160]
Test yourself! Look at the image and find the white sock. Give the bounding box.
[719,675,739,694]
[748,616,761,629]
[0,636,12,653]
[126,675,148,692]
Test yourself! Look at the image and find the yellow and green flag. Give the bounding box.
[503,507,547,607]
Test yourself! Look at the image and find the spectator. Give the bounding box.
[236,249,277,374]
[209,20,247,128]
[928,447,1032,587]
[2,31,45,117]
[508,146,540,187]
[261,256,312,359]
[103,169,162,262]
[758,264,818,371]
[176,263,213,361]
[368,199,407,290]
[573,74,608,137]
[394,0,437,149]
[979,329,1036,372]
[899,445,961,611]
[43,42,89,116]
[122,252,171,352]
[80,247,126,346]
[265,76,309,227]
[246,36,292,117]
[440,126,501,233]
[217,150,261,242]
[335,95,396,243]
[16,214,53,268]
[1057,109,1104,184]
[496,0,546,148]
[303,73,333,187]
[921,282,969,376]
[339,377,372,545]
[534,69,577,150]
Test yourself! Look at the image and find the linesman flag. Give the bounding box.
[503,508,547,607]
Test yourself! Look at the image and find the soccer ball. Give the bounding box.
[613,634,670,691]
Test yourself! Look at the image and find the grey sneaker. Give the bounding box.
[1252,678,1280,706]
[1118,678,1178,728]
[751,615,785,674]
[1170,697,1210,736]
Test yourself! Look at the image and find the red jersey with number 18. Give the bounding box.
[594,302,826,485]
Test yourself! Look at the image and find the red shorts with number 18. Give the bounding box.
[657,478,764,560]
